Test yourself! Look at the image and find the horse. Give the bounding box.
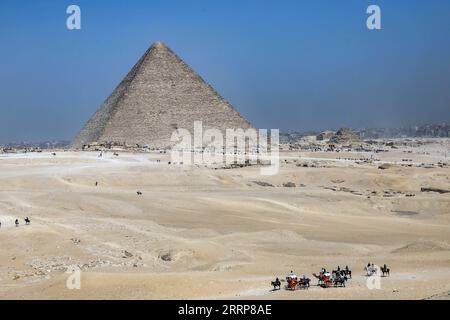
[298,277,311,289]
[343,267,352,279]
[381,265,390,277]
[24,217,30,225]
[333,276,346,287]
[271,278,281,290]
[332,269,345,277]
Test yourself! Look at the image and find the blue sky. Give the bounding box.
[0,0,449,142]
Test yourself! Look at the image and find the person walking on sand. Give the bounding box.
[15,219,19,227]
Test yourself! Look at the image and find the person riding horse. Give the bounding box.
[381,264,390,276]
[332,272,347,287]
[271,277,281,290]
[344,265,352,278]
[298,275,311,289]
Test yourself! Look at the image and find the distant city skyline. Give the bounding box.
[0,0,449,143]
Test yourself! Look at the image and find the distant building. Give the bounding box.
[316,130,335,141]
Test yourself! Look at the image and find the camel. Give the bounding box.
[313,272,333,288]
[314,271,347,288]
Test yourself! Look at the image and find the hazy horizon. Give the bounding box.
[1,0,449,143]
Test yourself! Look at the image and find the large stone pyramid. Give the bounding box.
[72,42,253,149]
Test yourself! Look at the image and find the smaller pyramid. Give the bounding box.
[329,128,361,144]
[72,42,253,149]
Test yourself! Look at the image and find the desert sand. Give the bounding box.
[0,140,449,299]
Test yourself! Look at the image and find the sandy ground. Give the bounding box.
[0,141,449,299]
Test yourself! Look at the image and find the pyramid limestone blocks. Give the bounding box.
[72,42,253,149]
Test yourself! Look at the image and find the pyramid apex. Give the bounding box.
[152,41,167,49]
[72,40,252,149]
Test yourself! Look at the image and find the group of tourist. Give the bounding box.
[286,270,309,282]
[0,217,31,229]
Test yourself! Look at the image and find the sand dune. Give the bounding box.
[0,144,449,299]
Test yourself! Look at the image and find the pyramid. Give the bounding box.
[72,42,253,149]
